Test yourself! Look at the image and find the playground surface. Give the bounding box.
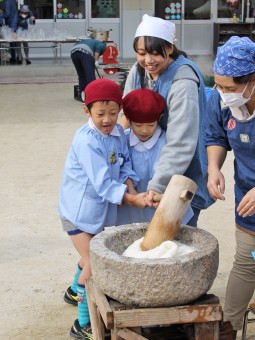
[0,61,253,339]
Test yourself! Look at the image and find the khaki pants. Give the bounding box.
[224,227,255,330]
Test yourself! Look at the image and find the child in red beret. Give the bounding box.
[58,79,147,339]
[117,88,193,225]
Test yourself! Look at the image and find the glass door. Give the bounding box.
[23,0,85,20]
[155,1,213,54]
[22,1,120,48]
[217,0,255,22]
[86,0,121,58]
[22,0,54,19]
[91,0,119,19]
[22,1,86,39]
[54,1,86,40]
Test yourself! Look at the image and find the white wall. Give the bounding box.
[121,0,154,59]
[182,22,213,55]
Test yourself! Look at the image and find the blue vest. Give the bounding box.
[206,90,255,232]
[135,55,214,209]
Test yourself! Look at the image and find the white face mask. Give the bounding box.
[217,82,255,108]
[21,14,28,18]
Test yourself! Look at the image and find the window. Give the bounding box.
[251,0,255,19]
[91,0,119,18]
[155,1,182,20]
[185,0,211,20]
[155,1,211,20]
[24,1,85,19]
[25,0,53,19]
[218,0,255,21]
[56,1,85,19]
[217,0,240,18]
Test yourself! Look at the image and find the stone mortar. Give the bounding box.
[90,223,219,307]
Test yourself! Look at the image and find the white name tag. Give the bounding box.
[220,100,228,110]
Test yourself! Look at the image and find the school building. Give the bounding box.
[15,0,255,59]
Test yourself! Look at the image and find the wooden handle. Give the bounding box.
[140,175,197,251]
[179,190,194,201]
[152,194,163,202]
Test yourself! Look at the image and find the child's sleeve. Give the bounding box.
[119,130,140,186]
[29,12,35,25]
[119,154,140,186]
[76,139,127,205]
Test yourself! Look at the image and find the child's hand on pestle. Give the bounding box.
[122,192,147,208]
[145,190,161,208]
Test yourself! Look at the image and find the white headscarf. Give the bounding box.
[134,14,176,44]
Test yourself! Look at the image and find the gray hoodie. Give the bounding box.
[123,62,199,193]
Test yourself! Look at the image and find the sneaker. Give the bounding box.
[64,286,78,306]
[26,59,31,65]
[70,319,92,339]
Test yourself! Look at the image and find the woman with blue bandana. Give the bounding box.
[205,36,255,339]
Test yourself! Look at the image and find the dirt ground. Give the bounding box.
[0,67,254,339]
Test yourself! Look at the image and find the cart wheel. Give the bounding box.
[81,91,85,102]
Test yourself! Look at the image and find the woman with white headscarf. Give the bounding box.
[205,36,255,339]
[120,14,214,226]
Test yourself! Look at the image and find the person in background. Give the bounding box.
[120,14,214,227]
[16,4,35,65]
[117,88,194,226]
[71,37,106,102]
[205,36,255,340]
[3,0,18,63]
[59,79,146,339]
[0,9,4,27]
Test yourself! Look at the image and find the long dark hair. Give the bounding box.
[133,36,187,88]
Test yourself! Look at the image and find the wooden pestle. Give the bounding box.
[140,174,197,251]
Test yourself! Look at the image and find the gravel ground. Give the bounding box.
[0,65,254,339]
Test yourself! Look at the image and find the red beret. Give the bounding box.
[122,89,165,123]
[84,79,122,106]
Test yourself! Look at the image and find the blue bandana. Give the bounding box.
[213,36,255,77]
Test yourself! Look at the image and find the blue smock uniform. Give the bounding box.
[117,127,193,225]
[132,55,214,211]
[205,90,255,232]
[59,119,139,234]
